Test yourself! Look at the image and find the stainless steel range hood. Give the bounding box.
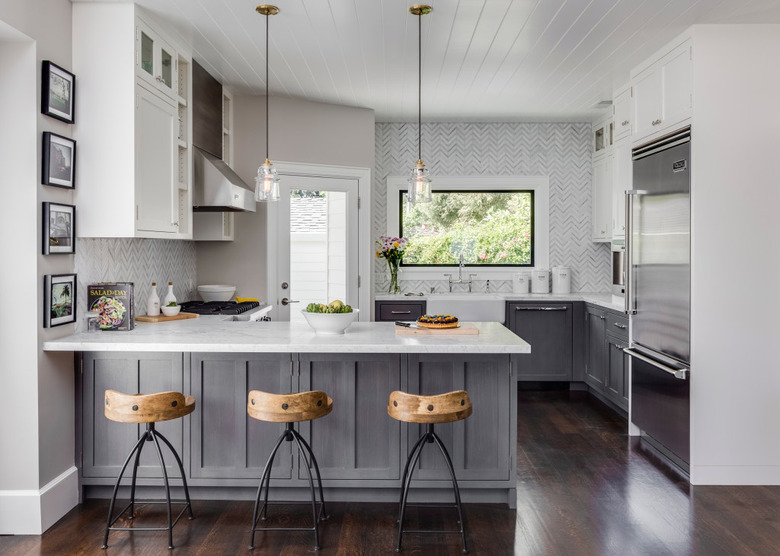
[193,147,256,212]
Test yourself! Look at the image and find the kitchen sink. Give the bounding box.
[426,294,506,323]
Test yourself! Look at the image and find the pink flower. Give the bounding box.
[499,251,507,258]
[478,253,487,260]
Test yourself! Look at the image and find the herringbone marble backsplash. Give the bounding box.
[374,122,611,294]
[75,238,197,318]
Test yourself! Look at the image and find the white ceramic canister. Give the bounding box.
[512,272,530,294]
[531,269,550,293]
[552,266,571,294]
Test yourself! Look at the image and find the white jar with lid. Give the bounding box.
[531,269,550,293]
[512,272,530,293]
[552,267,571,294]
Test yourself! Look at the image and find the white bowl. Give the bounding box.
[161,305,181,317]
[301,308,359,335]
[197,284,236,302]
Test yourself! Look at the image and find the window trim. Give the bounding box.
[386,175,549,280]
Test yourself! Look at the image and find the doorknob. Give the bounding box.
[281,298,299,306]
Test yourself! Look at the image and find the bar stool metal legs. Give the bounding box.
[396,424,468,554]
[101,423,194,550]
[388,390,472,554]
[101,389,195,550]
[248,423,328,551]
[247,390,332,551]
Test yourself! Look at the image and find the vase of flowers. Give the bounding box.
[376,236,407,294]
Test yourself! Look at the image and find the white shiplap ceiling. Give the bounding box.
[77,0,780,122]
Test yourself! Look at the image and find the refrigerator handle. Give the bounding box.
[624,191,636,315]
[624,347,689,380]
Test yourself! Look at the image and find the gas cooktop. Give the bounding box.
[179,300,260,316]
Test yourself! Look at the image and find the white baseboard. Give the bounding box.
[691,465,780,485]
[0,466,78,534]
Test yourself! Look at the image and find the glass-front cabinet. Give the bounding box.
[136,17,178,102]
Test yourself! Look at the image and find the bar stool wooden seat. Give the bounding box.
[247,390,332,551]
[101,390,195,550]
[388,390,472,553]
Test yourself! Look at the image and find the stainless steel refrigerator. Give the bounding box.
[625,126,691,473]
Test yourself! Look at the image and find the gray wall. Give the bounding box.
[373,122,610,293]
[195,95,375,300]
[0,0,74,498]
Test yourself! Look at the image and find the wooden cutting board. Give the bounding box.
[135,312,199,323]
[395,322,479,335]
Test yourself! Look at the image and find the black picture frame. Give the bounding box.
[42,202,76,255]
[42,132,76,189]
[44,274,77,328]
[41,61,75,123]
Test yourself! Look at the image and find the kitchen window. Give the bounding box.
[399,190,534,266]
[385,175,550,276]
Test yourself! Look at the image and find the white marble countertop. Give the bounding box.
[375,292,626,313]
[42,319,531,354]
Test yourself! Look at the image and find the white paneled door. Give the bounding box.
[274,174,359,322]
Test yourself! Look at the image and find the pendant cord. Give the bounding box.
[417,12,422,163]
[265,12,270,162]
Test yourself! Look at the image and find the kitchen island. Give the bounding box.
[44,320,529,507]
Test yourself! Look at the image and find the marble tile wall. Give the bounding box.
[373,122,611,294]
[75,238,197,320]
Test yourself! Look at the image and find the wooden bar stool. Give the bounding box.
[388,390,472,553]
[101,390,195,550]
[247,390,332,551]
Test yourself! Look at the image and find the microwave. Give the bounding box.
[611,242,625,296]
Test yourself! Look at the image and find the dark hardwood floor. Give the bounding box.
[3,389,780,555]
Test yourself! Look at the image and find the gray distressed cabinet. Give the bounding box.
[81,352,184,479]
[79,349,518,505]
[506,302,573,380]
[584,304,629,412]
[405,354,513,483]
[298,353,402,483]
[189,353,293,482]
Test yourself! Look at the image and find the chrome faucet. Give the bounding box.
[444,254,477,292]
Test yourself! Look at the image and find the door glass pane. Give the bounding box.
[289,190,347,324]
[140,31,154,76]
[160,48,173,88]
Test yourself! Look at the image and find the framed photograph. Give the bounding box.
[44,274,77,328]
[42,132,76,188]
[41,61,75,123]
[42,202,76,255]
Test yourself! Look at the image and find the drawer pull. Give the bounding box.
[651,119,662,126]
[613,323,627,329]
[391,310,412,314]
[515,306,567,311]
[621,120,629,126]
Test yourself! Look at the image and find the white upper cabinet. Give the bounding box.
[72,4,192,238]
[611,137,632,240]
[631,39,692,143]
[592,154,612,243]
[612,85,631,142]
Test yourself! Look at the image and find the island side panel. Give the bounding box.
[298,353,402,482]
[189,353,294,481]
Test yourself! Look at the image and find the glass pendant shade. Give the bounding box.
[255,158,280,202]
[407,159,431,205]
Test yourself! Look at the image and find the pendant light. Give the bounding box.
[407,5,432,206]
[255,4,280,202]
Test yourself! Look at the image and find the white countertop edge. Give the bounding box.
[42,321,531,354]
